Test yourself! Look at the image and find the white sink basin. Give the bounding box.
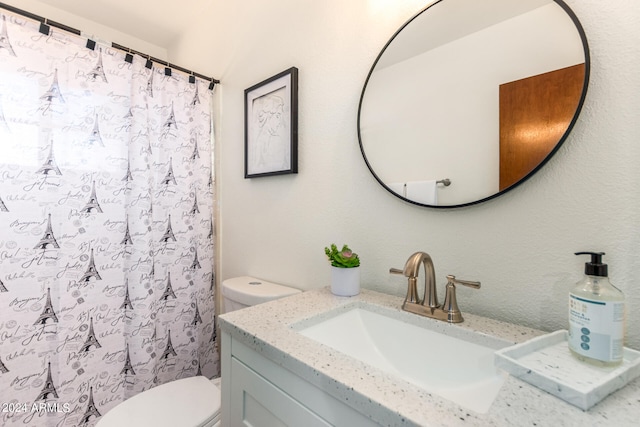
[296,305,510,413]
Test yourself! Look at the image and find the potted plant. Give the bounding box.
[324,244,360,296]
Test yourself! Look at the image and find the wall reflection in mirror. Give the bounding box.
[358,0,589,208]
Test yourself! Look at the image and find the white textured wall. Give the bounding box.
[168,0,640,348]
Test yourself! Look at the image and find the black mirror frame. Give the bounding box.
[357,0,590,209]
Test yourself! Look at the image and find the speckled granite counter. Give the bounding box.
[218,288,639,426]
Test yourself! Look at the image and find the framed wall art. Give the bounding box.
[244,67,298,178]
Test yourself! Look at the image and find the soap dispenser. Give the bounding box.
[568,252,625,366]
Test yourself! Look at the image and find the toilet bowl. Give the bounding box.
[96,277,300,427]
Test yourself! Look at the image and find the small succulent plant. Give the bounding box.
[324,244,360,268]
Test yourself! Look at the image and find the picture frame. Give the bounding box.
[244,67,299,178]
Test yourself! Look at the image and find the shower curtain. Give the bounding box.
[0,12,218,427]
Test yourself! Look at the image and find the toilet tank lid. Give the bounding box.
[97,376,220,427]
[222,276,301,306]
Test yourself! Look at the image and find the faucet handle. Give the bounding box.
[389,268,404,275]
[441,275,480,323]
[448,275,481,289]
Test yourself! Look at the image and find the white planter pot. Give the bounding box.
[330,266,360,297]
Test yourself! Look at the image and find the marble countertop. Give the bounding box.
[218,288,639,426]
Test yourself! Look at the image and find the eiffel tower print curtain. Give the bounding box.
[0,11,218,427]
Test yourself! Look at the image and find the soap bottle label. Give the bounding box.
[568,294,624,362]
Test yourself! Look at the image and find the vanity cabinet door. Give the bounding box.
[222,333,380,427]
[230,358,331,427]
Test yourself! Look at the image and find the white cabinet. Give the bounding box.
[221,331,379,427]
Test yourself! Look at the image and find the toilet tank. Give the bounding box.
[221,276,301,314]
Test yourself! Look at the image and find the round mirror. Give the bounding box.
[358,0,589,208]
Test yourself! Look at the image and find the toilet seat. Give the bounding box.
[96,376,221,427]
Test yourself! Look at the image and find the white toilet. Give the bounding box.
[97,276,301,427]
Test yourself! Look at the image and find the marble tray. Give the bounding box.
[494,330,640,411]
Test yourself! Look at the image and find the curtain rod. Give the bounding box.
[0,2,220,86]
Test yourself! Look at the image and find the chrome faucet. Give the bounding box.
[390,252,480,323]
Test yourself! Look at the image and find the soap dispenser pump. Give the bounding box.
[568,252,625,366]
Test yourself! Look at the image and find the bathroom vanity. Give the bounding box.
[219,288,639,426]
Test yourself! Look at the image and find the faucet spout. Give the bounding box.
[391,251,439,309]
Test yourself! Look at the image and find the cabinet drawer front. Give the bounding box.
[231,358,331,427]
